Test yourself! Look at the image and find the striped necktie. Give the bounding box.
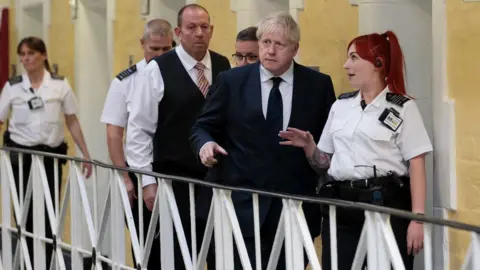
[194,62,210,97]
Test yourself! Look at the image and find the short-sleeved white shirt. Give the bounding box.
[100,59,147,128]
[317,87,433,181]
[0,70,78,147]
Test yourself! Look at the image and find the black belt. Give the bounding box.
[5,138,68,158]
[325,171,408,189]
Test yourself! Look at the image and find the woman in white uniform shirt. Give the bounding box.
[279,31,432,270]
[0,36,92,267]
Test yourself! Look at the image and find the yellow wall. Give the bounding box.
[197,0,237,62]
[298,0,358,95]
[446,0,480,269]
[113,0,145,75]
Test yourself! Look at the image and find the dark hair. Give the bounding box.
[347,30,406,95]
[177,4,210,27]
[17,36,52,73]
[236,27,258,42]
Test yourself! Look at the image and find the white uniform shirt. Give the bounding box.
[126,45,213,187]
[0,71,78,147]
[317,87,433,181]
[100,59,147,128]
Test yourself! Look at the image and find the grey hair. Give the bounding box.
[142,19,173,40]
[256,12,300,44]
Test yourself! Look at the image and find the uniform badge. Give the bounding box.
[28,97,44,110]
[378,107,403,131]
[116,65,137,81]
[338,90,359,99]
[8,75,23,86]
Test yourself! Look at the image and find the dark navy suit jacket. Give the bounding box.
[190,61,336,238]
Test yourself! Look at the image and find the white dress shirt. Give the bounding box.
[0,71,78,147]
[100,59,147,128]
[259,62,294,130]
[317,87,433,181]
[126,45,212,187]
[199,61,295,153]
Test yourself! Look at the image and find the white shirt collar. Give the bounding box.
[137,59,148,70]
[353,86,390,108]
[259,61,294,86]
[22,69,51,90]
[175,44,211,72]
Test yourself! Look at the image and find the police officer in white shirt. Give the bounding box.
[100,18,174,269]
[0,36,92,269]
[279,31,432,270]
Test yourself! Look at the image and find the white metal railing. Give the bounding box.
[0,147,479,270]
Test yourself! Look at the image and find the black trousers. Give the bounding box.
[231,198,312,270]
[131,162,215,269]
[129,170,162,269]
[10,150,64,269]
[319,185,414,270]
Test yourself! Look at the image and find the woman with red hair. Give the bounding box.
[279,31,432,269]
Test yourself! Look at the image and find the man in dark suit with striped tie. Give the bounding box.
[126,4,230,269]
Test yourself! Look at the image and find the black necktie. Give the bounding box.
[266,77,283,140]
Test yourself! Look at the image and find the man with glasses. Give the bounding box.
[232,26,259,67]
[126,4,230,269]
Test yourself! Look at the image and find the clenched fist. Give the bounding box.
[199,142,228,167]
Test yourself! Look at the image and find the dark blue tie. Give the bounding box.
[266,77,283,141]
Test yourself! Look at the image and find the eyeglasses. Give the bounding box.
[232,53,258,63]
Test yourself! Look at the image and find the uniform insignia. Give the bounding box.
[338,90,359,100]
[8,75,22,86]
[51,74,65,80]
[116,65,137,81]
[386,93,410,107]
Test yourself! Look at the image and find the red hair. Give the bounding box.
[347,30,406,95]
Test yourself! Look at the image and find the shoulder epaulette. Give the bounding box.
[51,74,65,80]
[386,93,411,107]
[116,65,137,81]
[338,90,359,100]
[8,75,22,86]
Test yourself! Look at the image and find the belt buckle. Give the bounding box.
[351,179,369,188]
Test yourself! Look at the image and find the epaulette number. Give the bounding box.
[116,65,137,81]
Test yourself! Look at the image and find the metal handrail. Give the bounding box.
[2,146,478,233]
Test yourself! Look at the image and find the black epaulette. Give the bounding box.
[116,65,137,81]
[8,75,22,86]
[338,90,359,100]
[51,74,65,80]
[386,93,411,107]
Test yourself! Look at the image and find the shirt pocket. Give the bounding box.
[43,93,63,123]
[359,120,394,142]
[11,102,31,124]
[329,118,347,134]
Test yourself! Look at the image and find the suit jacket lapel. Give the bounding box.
[287,62,306,129]
[211,51,221,84]
[244,62,266,125]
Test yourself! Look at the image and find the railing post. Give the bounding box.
[0,151,13,270]
[159,178,174,269]
[69,161,84,270]
[282,199,304,270]
[110,168,126,269]
[32,155,46,270]
[365,211,378,270]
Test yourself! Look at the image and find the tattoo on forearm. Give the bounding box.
[307,148,331,174]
